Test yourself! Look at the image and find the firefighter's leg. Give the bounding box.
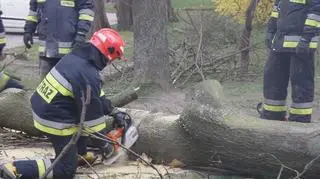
[261,51,291,120]
[4,78,24,90]
[39,57,61,79]
[289,53,315,123]
[12,134,77,179]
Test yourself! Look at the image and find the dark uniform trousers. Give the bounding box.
[262,50,315,122]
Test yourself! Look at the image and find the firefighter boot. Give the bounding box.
[0,163,18,179]
[78,152,98,166]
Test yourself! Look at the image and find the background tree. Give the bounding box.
[116,0,177,31]
[214,0,274,78]
[132,0,171,90]
[89,0,111,37]
[116,0,133,31]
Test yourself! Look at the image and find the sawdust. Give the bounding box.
[0,146,207,179]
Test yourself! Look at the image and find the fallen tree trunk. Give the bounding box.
[0,89,138,136]
[131,80,320,178]
[2,81,320,178]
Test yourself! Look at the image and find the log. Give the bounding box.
[0,88,138,136]
[131,80,320,178]
[2,80,320,178]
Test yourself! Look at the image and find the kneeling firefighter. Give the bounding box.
[0,28,132,179]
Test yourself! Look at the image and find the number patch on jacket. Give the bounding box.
[61,1,75,7]
[36,79,58,103]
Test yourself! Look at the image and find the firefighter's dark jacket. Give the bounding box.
[31,43,114,136]
[0,11,5,46]
[267,0,320,52]
[24,0,95,58]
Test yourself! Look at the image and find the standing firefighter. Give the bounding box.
[0,28,132,179]
[260,0,320,122]
[23,0,95,79]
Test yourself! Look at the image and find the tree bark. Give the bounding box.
[89,0,111,37]
[132,0,171,90]
[116,0,133,31]
[3,81,320,177]
[167,0,178,22]
[239,0,260,80]
[0,88,138,136]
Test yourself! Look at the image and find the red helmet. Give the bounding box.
[90,28,125,61]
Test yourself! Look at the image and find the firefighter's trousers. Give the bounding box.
[261,50,315,123]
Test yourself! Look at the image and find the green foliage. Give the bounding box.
[172,0,212,8]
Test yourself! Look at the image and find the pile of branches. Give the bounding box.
[168,8,265,86]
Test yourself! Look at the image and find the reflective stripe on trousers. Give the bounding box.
[263,99,286,112]
[79,9,95,21]
[283,36,319,49]
[36,159,53,179]
[305,14,320,27]
[33,111,106,136]
[290,102,313,115]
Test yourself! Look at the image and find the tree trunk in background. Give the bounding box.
[239,0,260,80]
[116,0,133,31]
[132,0,171,90]
[89,0,111,37]
[167,0,178,22]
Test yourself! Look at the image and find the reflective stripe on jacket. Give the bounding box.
[31,51,111,136]
[269,0,320,52]
[25,0,94,58]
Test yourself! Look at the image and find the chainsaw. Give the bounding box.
[102,124,139,165]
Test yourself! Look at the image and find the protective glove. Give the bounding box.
[73,34,86,48]
[296,37,310,54]
[110,108,132,129]
[77,152,98,166]
[23,33,33,49]
[265,33,274,49]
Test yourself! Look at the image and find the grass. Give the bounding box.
[172,0,213,8]
[104,0,213,13]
